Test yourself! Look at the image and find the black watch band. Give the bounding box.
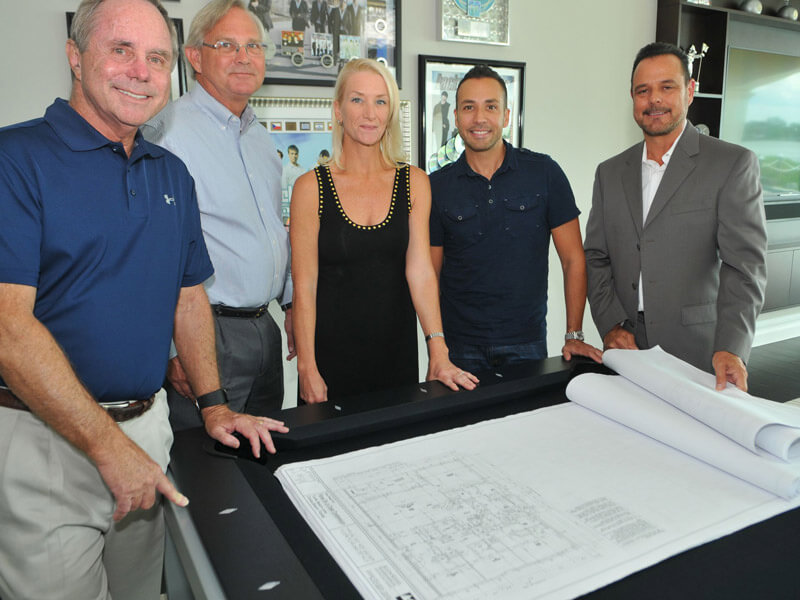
[197,388,228,410]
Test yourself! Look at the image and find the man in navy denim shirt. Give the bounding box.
[430,65,602,373]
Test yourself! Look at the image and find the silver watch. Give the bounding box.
[564,330,584,342]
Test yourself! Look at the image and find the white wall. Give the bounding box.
[0,0,657,380]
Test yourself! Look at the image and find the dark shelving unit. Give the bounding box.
[657,1,800,312]
[656,0,800,136]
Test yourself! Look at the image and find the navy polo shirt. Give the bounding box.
[0,99,213,401]
[430,142,579,346]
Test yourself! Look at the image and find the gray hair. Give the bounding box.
[184,0,266,80]
[70,0,179,68]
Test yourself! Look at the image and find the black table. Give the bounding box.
[164,357,800,599]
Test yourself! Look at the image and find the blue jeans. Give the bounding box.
[447,340,548,373]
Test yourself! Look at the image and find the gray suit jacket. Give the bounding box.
[584,123,767,371]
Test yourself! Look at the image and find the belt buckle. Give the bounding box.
[100,396,154,423]
[101,400,136,409]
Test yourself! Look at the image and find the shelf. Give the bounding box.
[687,96,722,136]
[680,1,800,33]
[658,0,800,139]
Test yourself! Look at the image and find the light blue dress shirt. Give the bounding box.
[143,84,291,308]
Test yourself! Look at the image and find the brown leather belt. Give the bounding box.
[212,304,269,319]
[0,388,155,423]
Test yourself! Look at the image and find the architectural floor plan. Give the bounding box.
[278,401,800,599]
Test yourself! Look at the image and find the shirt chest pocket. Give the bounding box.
[443,204,481,246]
[502,194,544,236]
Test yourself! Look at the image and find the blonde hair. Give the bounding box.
[332,59,406,169]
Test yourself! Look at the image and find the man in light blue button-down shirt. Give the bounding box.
[144,0,292,429]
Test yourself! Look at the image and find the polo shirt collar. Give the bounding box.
[45,98,164,159]
[191,83,257,134]
[455,139,517,179]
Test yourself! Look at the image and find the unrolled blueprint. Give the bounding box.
[276,349,800,599]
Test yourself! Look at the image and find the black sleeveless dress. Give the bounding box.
[313,164,418,401]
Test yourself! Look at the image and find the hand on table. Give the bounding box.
[712,351,748,392]
[428,358,479,391]
[562,339,603,363]
[202,405,289,457]
[603,325,638,351]
[299,368,328,404]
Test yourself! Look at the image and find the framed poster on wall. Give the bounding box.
[248,0,402,87]
[418,55,524,174]
[250,96,412,225]
[439,0,510,46]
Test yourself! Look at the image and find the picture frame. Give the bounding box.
[249,96,412,225]
[417,55,524,174]
[438,0,510,46]
[248,0,402,88]
[65,12,188,99]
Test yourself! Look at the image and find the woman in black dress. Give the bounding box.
[290,59,478,403]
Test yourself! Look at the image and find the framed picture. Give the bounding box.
[170,19,189,99]
[247,0,402,88]
[418,55,524,174]
[65,12,188,99]
[438,0,510,46]
[249,96,412,225]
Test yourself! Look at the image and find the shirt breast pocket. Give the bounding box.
[443,204,481,247]
[503,195,544,236]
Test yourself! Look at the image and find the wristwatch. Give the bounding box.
[196,388,229,410]
[564,330,585,342]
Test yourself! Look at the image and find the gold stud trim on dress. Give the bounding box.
[326,165,405,231]
[405,164,411,214]
[314,166,324,218]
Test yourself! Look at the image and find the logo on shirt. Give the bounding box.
[163,194,176,206]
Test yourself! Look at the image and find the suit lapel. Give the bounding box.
[622,143,644,238]
[644,123,700,228]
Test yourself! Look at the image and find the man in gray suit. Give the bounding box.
[585,42,767,391]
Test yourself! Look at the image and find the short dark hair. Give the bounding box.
[288,145,299,152]
[318,149,330,158]
[631,42,691,87]
[456,64,508,109]
[441,91,448,99]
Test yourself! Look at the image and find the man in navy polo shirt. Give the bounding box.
[0,1,286,599]
[429,65,602,372]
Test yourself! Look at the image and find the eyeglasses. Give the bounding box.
[202,41,267,57]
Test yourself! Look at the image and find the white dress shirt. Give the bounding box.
[143,84,291,309]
